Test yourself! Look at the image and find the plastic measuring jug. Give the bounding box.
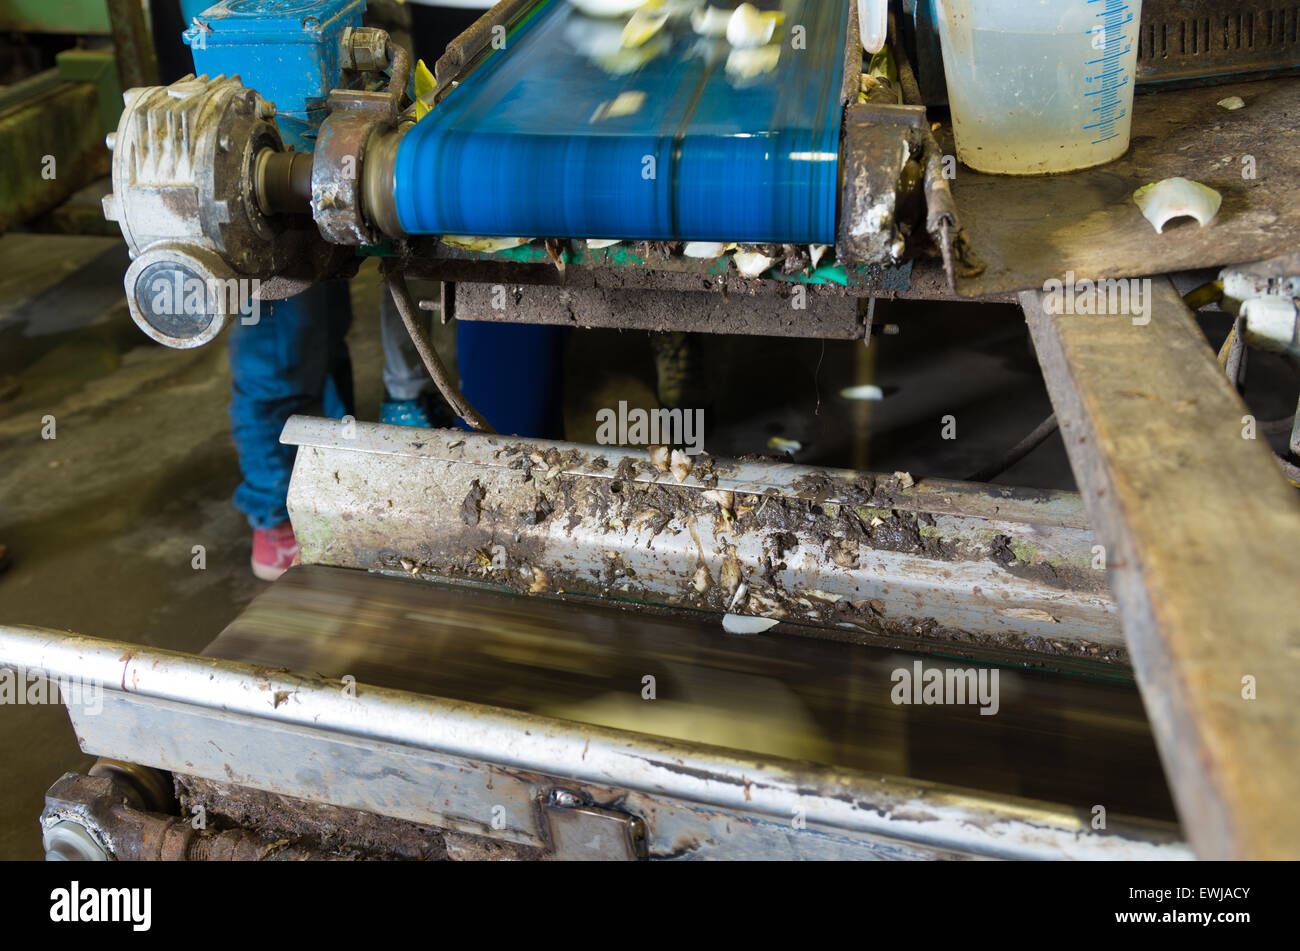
[934,0,1144,174]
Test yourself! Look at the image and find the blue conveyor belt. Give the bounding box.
[392,0,849,243]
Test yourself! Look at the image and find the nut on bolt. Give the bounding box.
[341,27,391,72]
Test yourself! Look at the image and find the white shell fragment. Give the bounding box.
[726,2,780,48]
[808,244,830,269]
[622,8,669,47]
[726,45,780,80]
[691,5,731,37]
[441,235,530,252]
[723,614,781,634]
[733,250,776,277]
[585,238,622,249]
[1132,178,1223,234]
[1217,96,1245,110]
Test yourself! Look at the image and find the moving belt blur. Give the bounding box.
[392,0,850,242]
[207,566,1179,827]
[14,566,1187,860]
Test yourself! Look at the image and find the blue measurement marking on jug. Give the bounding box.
[1083,0,1136,145]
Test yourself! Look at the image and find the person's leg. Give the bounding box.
[380,289,429,403]
[456,321,568,439]
[228,282,352,578]
[378,285,455,427]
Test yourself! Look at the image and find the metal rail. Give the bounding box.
[0,622,1188,859]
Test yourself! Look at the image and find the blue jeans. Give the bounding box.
[228,283,354,529]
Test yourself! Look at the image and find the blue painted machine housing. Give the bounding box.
[182,0,365,151]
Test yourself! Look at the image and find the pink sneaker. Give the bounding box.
[251,521,298,581]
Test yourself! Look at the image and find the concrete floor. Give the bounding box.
[0,232,1074,859]
[0,235,392,858]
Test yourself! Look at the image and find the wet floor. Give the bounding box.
[0,231,1082,859]
[0,234,392,858]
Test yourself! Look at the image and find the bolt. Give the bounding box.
[550,788,583,809]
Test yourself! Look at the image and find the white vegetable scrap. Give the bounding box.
[590,90,647,121]
[733,250,776,278]
[1132,178,1222,234]
[568,0,648,17]
[703,488,734,511]
[722,614,780,634]
[440,236,530,252]
[839,384,883,401]
[726,2,781,48]
[683,241,727,258]
[690,5,731,37]
[622,8,668,47]
[670,448,692,482]
[725,44,780,79]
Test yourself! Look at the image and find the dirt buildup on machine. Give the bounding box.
[175,775,545,861]
[460,480,486,526]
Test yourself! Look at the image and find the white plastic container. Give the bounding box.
[934,0,1144,174]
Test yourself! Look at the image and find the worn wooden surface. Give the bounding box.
[1022,278,1300,858]
[957,77,1300,296]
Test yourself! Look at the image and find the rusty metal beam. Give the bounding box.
[1021,277,1300,859]
[454,281,867,338]
[105,0,159,90]
[433,0,536,92]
